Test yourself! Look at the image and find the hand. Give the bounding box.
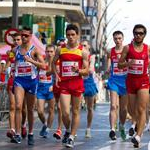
[55,74,61,88]
[24,55,33,63]
[72,65,79,73]
[127,59,134,67]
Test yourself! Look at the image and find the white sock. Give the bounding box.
[11,128,15,133]
[111,128,115,132]
[131,124,135,129]
[87,128,91,131]
[69,135,74,140]
[46,127,50,132]
[135,135,140,142]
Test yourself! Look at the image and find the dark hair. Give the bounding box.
[22,26,32,34]
[113,30,124,37]
[133,24,147,34]
[46,44,56,51]
[66,24,79,34]
[13,32,21,37]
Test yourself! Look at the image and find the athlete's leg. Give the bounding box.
[85,96,95,128]
[70,95,81,136]
[47,98,55,128]
[14,86,25,135]
[26,93,36,134]
[37,99,46,124]
[136,89,149,136]
[119,95,128,125]
[8,90,15,131]
[109,91,119,130]
[60,94,71,131]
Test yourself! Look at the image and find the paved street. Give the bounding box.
[0,103,150,150]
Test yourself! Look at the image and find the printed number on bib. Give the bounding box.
[62,61,79,77]
[128,59,144,74]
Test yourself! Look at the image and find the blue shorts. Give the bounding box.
[37,83,54,100]
[84,77,98,97]
[107,77,127,96]
[14,77,38,95]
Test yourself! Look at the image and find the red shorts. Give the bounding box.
[7,77,14,91]
[60,78,84,97]
[126,75,149,94]
[53,84,60,99]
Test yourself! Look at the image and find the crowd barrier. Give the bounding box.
[0,82,9,122]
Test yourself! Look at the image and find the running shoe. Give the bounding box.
[11,135,21,144]
[21,126,27,139]
[43,130,50,138]
[39,125,47,137]
[85,128,92,138]
[28,134,34,145]
[53,129,62,140]
[6,130,15,139]
[129,127,135,136]
[109,130,117,140]
[65,138,74,148]
[62,131,70,145]
[131,137,139,148]
[119,126,126,141]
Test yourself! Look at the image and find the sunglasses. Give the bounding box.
[134,32,145,36]
[21,34,30,38]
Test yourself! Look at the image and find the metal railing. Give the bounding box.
[0,0,81,6]
[0,83,9,122]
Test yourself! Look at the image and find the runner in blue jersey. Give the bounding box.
[12,27,46,145]
[81,40,98,138]
[37,44,55,138]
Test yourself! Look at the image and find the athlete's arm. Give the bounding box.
[89,54,95,74]
[46,56,54,76]
[24,48,46,70]
[52,48,61,85]
[106,50,111,73]
[148,45,150,68]
[78,49,89,76]
[118,45,130,69]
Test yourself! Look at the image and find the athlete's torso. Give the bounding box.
[110,47,127,77]
[15,45,38,79]
[126,43,149,77]
[59,45,83,80]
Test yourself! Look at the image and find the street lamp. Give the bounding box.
[96,0,133,53]
[96,0,116,52]
[12,0,19,28]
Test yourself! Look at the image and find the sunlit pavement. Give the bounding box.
[0,103,150,150]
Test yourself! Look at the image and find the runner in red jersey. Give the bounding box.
[118,24,150,148]
[52,24,89,148]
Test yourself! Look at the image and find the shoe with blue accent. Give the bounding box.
[39,125,47,137]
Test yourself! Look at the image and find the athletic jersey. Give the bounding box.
[15,45,38,79]
[110,47,128,77]
[38,64,53,84]
[59,45,83,81]
[126,43,149,77]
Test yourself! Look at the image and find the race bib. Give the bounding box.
[39,70,52,83]
[17,62,32,76]
[128,59,144,74]
[113,62,128,75]
[62,61,79,77]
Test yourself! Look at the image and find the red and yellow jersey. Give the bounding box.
[59,45,83,81]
